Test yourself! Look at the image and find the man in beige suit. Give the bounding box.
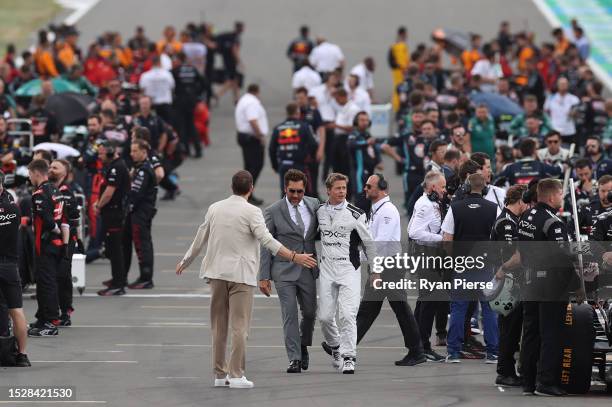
[176,170,316,389]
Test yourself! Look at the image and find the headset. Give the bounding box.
[374,172,388,191]
[521,178,540,204]
[586,135,604,154]
[353,111,372,128]
[98,139,116,158]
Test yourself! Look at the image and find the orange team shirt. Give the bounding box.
[114,47,133,68]
[518,46,534,71]
[57,44,76,70]
[461,49,481,72]
[555,38,570,56]
[156,39,182,54]
[34,48,59,77]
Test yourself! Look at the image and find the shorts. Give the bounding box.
[222,53,238,80]
[0,262,23,309]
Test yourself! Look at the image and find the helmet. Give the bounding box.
[487,274,519,316]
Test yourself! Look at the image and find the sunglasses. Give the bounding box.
[364,184,373,189]
[288,188,304,194]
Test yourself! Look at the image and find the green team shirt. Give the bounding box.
[508,112,553,139]
[468,115,496,157]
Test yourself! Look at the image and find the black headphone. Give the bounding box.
[353,111,372,128]
[521,178,540,204]
[587,136,604,153]
[427,190,440,202]
[98,139,116,158]
[375,173,388,191]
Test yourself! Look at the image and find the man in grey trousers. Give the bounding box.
[259,169,320,373]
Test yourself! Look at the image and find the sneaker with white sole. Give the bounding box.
[214,376,229,387]
[228,376,254,389]
[485,354,498,364]
[445,353,461,363]
[342,357,356,374]
[322,342,342,369]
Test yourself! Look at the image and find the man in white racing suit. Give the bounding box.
[317,173,377,374]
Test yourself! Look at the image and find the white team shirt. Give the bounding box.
[346,86,372,115]
[309,84,336,122]
[544,92,580,136]
[369,196,401,242]
[139,67,175,104]
[470,59,502,93]
[408,194,443,243]
[235,93,269,135]
[334,100,361,135]
[309,42,344,73]
[291,66,322,91]
[349,63,374,91]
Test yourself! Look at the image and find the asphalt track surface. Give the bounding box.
[2,1,611,405]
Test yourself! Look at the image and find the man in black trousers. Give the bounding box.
[356,174,426,366]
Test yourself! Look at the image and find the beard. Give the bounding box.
[48,174,59,183]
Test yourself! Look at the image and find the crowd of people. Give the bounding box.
[0,13,611,396]
[0,20,249,366]
[220,20,612,394]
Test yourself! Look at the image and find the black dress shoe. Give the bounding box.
[495,375,522,387]
[522,385,535,395]
[395,352,427,366]
[287,360,301,373]
[534,384,567,397]
[301,346,309,371]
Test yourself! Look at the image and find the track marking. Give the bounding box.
[156,377,200,380]
[31,360,138,363]
[116,343,406,349]
[0,402,106,404]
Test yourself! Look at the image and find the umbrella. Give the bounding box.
[431,28,471,56]
[468,91,523,118]
[15,78,81,97]
[33,142,80,159]
[45,92,96,127]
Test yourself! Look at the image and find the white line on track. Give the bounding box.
[81,293,279,298]
[115,343,405,349]
[31,360,138,363]
[0,402,106,404]
[156,377,201,380]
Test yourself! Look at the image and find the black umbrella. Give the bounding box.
[45,92,96,128]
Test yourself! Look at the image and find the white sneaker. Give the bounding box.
[228,376,254,389]
[214,375,229,387]
[342,357,356,374]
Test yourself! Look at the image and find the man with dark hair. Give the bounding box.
[490,184,528,387]
[95,140,130,296]
[177,170,316,388]
[27,159,62,336]
[259,169,319,373]
[29,94,58,144]
[287,26,314,73]
[585,135,612,179]
[172,51,205,157]
[235,84,268,206]
[268,103,317,195]
[139,55,175,122]
[123,139,158,290]
[442,173,499,363]
[577,174,612,237]
[48,159,80,326]
[331,88,360,178]
[497,138,562,185]
[347,111,381,207]
[295,86,325,198]
[358,173,426,367]
[537,131,570,166]
[518,178,574,396]
[215,21,244,104]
